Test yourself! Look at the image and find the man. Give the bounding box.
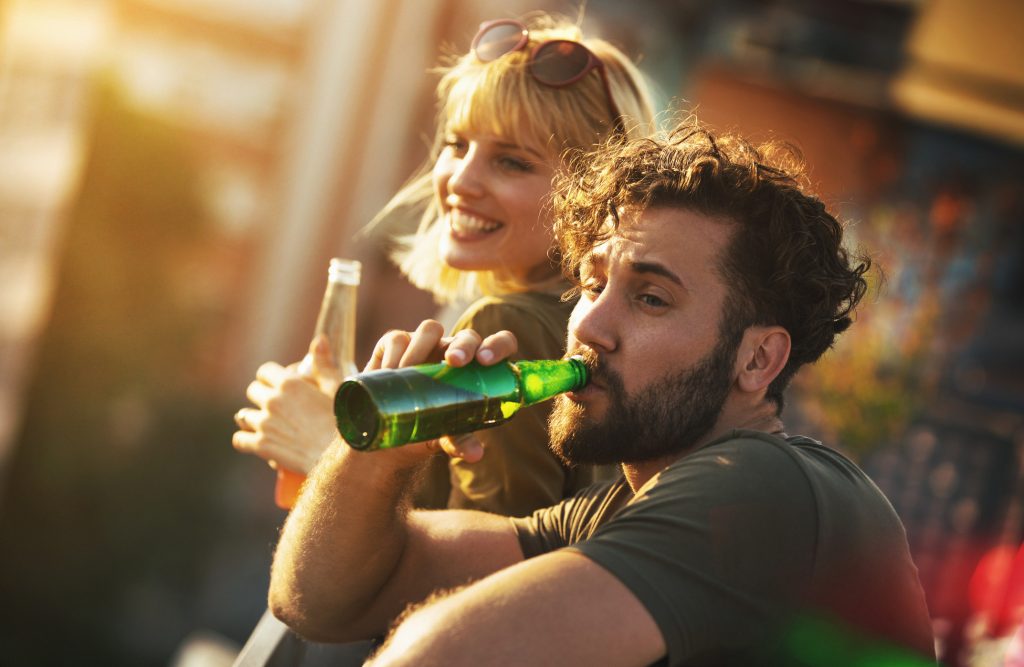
[269,121,935,666]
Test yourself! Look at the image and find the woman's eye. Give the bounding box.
[443,136,467,153]
[580,281,604,298]
[497,156,532,172]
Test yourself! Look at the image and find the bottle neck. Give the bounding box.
[317,281,359,374]
[515,358,589,407]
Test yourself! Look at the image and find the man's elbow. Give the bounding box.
[268,575,358,642]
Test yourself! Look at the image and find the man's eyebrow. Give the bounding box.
[630,260,686,289]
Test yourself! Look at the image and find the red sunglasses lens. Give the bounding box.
[474,22,528,62]
[529,40,592,85]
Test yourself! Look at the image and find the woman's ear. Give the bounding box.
[735,326,791,394]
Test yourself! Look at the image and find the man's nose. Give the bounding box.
[569,291,618,355]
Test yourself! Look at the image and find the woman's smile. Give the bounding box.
[447,208,503,240]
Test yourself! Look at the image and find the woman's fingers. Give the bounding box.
[246,378,276,408]
[309,334,346,393]
[255,361,288,386]
[233,407,262,432]
[231,428,288,466]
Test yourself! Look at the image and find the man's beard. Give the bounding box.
[548,328,743,466]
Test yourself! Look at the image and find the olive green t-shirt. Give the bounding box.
[414,290,618,516]
[511,430,935,666]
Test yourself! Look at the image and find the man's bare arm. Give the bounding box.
[366,550,667,667]
[268,439,524,641]
[268,321,525,641]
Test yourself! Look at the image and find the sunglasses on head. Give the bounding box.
[471,18,624,133]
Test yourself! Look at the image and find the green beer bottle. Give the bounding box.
[335,357,588,451]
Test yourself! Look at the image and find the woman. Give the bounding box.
[233,12,656,516]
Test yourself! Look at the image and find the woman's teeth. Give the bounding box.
[450,210,501,234]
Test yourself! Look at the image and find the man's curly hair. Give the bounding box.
[552,119,871,410]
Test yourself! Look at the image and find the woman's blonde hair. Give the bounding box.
[377,12,657,304]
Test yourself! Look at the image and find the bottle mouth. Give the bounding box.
[568,355,591,387]
[328,258,362,285]
[335,381,379,450]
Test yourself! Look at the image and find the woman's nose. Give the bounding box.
[447,146,486,198]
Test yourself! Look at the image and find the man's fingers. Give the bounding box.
[477,330,518,365]
[438,433,484,463]
[367,329,412,371]
[363,321,509,375]
[443,329,483,367]
[400,320,446,367]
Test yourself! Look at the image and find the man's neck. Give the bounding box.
[621,409,786,493]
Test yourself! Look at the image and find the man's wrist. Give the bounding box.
[313,437,433,505]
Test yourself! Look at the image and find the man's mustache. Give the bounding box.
[567,347,622,392]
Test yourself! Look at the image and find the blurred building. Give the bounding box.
[0,0,528,488]
[0,0,113,494]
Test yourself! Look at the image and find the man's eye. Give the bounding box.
[638,294,667,307]
[581,282,604,297]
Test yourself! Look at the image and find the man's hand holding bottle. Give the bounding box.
[357,319,520,464]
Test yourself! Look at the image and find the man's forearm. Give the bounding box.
[269,438,424,641]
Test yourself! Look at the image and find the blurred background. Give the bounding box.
[0,0,1022,665]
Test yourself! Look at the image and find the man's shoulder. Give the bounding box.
[638,429,881,518]
[667,429,863,485]
[655,430,815,483]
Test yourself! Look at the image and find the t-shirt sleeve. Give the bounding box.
[511,480,623,558]
[445,297,571,516]
[567,439,818,665]
[509,505,570,559]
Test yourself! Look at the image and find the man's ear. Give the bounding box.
[735,326,790,394]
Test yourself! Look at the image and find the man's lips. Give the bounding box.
[566,377,605,402]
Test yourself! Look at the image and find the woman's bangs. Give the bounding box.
[444,59,559,155]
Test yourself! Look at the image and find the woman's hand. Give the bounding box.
[232,337,340,474]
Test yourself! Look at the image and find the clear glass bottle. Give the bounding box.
[334,357,588,451]
[276,258,361,509]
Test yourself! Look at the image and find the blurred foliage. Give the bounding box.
[792,264,936,457]
[791,142,1023,460]
[0,79,257,666]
